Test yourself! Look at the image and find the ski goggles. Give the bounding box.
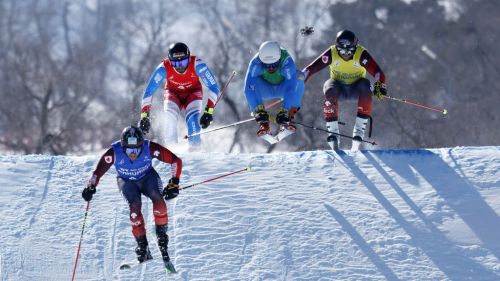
[336,45,356,56]
[170,58,189,69]
[264,61,279,71]
[125,147,141,156]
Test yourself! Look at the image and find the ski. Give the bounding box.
[119,255,153,270]
[259,132,279,144]
[258,124,296,144]
[151,232,178,274]
[274,125,295,142]
[162,259,177,274]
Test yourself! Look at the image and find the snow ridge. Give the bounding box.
[0,147,499,280]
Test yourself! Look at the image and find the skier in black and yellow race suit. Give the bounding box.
[302,29,387,150]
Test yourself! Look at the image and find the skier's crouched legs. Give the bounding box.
[118,176,147,237]
[139,169,169,226]
[118,170,169,237]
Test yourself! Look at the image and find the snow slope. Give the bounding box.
[0,147,499,281]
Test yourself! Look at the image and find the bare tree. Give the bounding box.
[0,0,112,154]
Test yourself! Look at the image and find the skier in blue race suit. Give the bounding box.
[81,126,182,266]
[243,41,305,137]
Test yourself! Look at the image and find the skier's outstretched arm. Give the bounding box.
[360,50,386,83]
[141,63,167,113]
[82,147,114,201]
[88,147,115,187]
[243,56,263,113]
[194,57,220,108]
[302,47,332,82]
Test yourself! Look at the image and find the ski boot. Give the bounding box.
[326,121,340,150]
[352,114,369,150]
[156,224,170,262]
[276,108,296,131]
[155,224,177,273]
[135,236,153,263]
[254,105,271,136]
[257,121,271,137]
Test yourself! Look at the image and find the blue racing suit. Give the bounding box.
[243,49,305,113]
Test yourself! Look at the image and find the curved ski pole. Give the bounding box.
[213,70,238,108]
[71,201,90,281]
[383,95,448,115]
[171,166,251,191]
[292,121,377,145]
[185,99,282,139]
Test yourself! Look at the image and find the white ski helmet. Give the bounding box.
[258,41,281,64]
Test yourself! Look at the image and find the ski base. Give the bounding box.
[259,133,279,144]
[258,127,295,144]
[274,127,295,142]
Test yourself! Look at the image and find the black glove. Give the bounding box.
[373,81,387,100]
[82,184,96,202]
[163,177,179,200]
[139,112,151,134]
[199,107,214,129]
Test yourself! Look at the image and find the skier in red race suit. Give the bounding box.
[81,126,182,264]
[302,29,387,150]
[138,42,220,149]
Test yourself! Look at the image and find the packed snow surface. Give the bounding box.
[0,146,499,280]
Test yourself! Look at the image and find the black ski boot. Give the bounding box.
[135,236,152,263]
[156,224,170,262]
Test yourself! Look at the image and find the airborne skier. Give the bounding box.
[138,42,221,149]
[243,41,305,143]
[302,29,387,150]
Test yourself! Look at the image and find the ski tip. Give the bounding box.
[165,261,177,274]
[119,264,131,270]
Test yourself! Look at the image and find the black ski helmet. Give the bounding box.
[335,30,358,49]
[168,42,190,61]
[120,126,144,148]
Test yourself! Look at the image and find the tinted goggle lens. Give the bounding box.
[171,58,189,69]
[337,46,355,55]
[264,61,279,70]
[125,147,141,156]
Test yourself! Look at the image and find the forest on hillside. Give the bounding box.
[1,0,499,154]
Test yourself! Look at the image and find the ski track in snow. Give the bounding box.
[0,147,499,280]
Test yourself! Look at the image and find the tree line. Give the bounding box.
[1,0,498,154]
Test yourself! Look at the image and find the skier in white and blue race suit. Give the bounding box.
[243,41,305,136]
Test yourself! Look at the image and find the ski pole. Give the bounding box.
[177,166,251,190]
[383,95,448,115]
[292,121,377,145]
[213,70,237,108]
[71,201,91,281]
[185,118,254,138]
[185,99,282,139]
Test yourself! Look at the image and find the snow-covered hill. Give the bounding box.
[0,147,499,281]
